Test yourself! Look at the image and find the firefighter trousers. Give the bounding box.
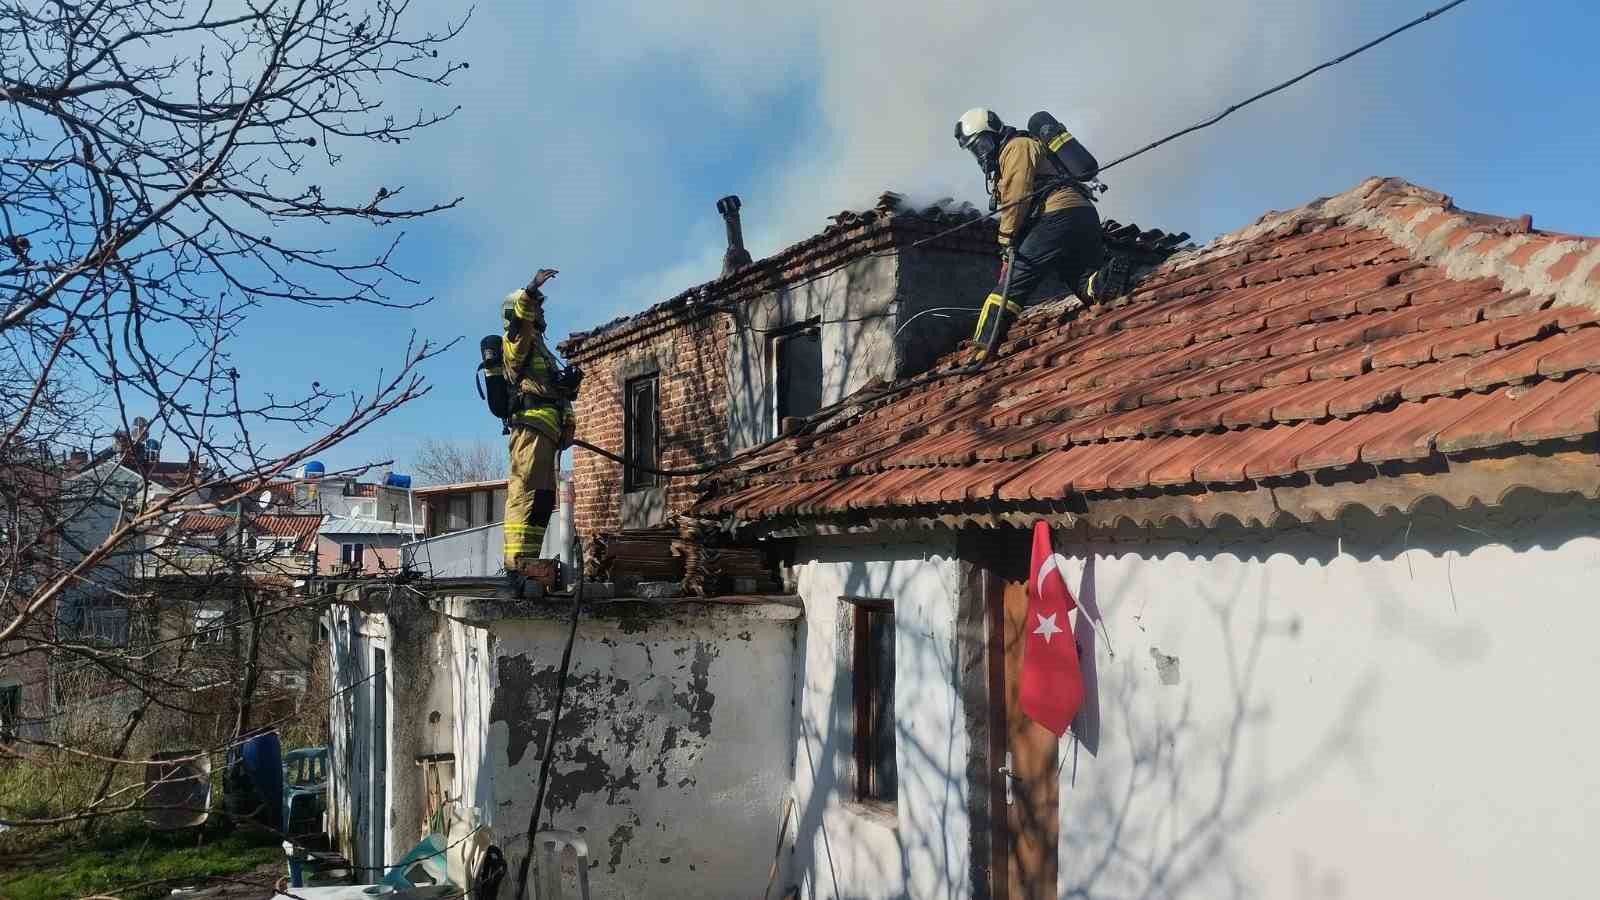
[504,425,558,571]
[973,205,1115,353]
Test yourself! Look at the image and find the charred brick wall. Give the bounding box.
[566,310,733,539]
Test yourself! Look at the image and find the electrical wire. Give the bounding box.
[685,0,1472,326]
[569,437,725,477]
[573,0,1474,481]
[892,0,1474,255]
[512,533,586,900]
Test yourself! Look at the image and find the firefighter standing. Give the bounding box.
[954,107,1133,361]
[501,268,575,591]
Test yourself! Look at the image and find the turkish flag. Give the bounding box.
[1018,521,1085,736]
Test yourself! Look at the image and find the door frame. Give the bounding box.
[976,537,1060,900]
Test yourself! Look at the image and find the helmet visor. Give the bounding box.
[963,132,1001,171]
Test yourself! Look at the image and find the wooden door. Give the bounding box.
[987,565,1059,900]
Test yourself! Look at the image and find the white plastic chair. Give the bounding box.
[534,830,591,900]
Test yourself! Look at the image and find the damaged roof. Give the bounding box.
[695,177,1600,532]
[558,191,1188,359]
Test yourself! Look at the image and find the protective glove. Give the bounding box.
[526,268,558,294]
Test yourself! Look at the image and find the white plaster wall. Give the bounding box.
[789,537,971,900]
[1052,496,1600,900]
[477,607,797,900]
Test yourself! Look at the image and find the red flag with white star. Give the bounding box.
[1019,521,1084,736]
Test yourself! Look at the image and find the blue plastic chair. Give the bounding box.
[382,833,450,889]
[282,746,329,838]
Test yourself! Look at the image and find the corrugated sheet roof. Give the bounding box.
[694,177,1600,528]
[320,515,422,536]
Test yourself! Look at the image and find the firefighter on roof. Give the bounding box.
[954,107,1134,361]
[499,268,577,592]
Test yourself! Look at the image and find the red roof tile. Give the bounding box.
[174,511,322,553]
[695,179,1600,524]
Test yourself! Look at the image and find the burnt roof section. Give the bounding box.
[558,191,1189,360]
[692,177,1600,532]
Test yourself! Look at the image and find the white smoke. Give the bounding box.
[589,0,1381,295]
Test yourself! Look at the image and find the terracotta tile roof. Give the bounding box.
[559,191,1189,358]
[696,178,1600,527]
[174,511,323,552]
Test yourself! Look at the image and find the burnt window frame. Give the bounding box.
[623,372,661,492]
[844,594,897,813]
[769,319,823,438]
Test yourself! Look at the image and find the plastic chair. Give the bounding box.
[535,830,591,900]
[282,746,329,838]
[382,833,451,889]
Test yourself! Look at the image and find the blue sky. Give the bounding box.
[202,0,1599,475]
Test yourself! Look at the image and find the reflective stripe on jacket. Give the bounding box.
[503,288,572,438]
[995,136,1087,247]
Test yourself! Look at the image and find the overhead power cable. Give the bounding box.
[578,0,1474,478]
[896,0,1474,254]
[682,0,1473,320]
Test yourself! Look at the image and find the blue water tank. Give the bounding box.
[384,472,412,489]
[144,438,160,457]
[302,460,326,478]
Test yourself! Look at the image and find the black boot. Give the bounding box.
[1080,255,1136,303]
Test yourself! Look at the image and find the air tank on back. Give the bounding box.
[1027,111,1098,181]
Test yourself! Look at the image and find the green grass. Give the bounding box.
[0,830,281,900]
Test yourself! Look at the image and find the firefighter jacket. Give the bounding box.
[995,135,1089,247]
[502,288,573,440]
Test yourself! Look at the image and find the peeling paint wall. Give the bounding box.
[787,536,973,900]
[327,588,459,873]
[457,604,797,900]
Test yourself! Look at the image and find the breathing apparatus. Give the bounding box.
[954,107,1013,211]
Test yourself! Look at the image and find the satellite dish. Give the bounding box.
[258,489,274,507]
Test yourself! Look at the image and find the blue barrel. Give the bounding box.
[240,732,284,830]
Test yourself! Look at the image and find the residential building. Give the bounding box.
[0,447,61,742]
[324,177,1600,900]
[690,177,1600,900]
[559,193,1020,537]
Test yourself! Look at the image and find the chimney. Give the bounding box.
[717,195,753,277]
[68,449,89,471]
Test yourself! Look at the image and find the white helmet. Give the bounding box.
[954,107,1006,174]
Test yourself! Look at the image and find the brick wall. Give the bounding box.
[568,310,732,539]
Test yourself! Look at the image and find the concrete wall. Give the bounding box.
[726,255,900,454]
[787,536,973,900]
[329,592,458,875]
[1041,491,1600,900]
[439,598,800,900]
[332,592,801,898]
